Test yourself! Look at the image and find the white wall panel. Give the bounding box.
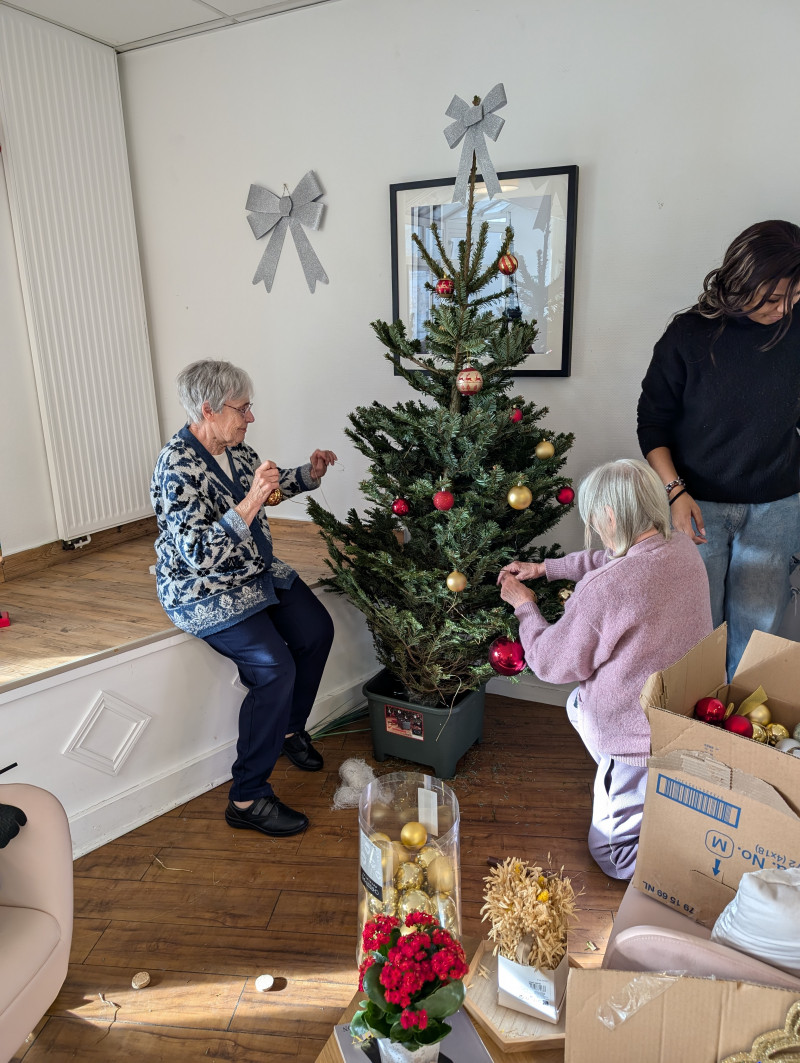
[0,6,160,540]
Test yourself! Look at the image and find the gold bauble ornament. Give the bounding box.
[368,886,398,916]
[535,440,555,460]
[400,821,428,849]
[266,488,283,507]
[767,723,790,746]
[416,844,441,870]
[392,841,413,866]
[446,570,467,593]
[394,862,424,892]
[558,588,573,601]
[508,484,533,510]
[370,831,391,846]
[432,892,458,931]
[398,889,433,920]
[427,855,455,894]
[750,722,769,744]
[746,703,772,727]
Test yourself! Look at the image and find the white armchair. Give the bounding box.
[0,784,73,1063]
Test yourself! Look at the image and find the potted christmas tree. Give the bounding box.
[308,103,574,775]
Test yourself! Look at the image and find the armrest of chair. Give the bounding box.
[0,783,73,941]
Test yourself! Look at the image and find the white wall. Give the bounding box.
[0,159,57,554]
[115,0,800,553]
[4,0,800,557]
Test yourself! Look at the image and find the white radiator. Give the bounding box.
[0,7,161,541]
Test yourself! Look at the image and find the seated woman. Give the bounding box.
[497,459,712,880]
[151,359,337,838]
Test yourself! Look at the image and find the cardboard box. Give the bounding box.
[634,626,800,927]
[564,968,800,1063]
[496,951,568,1023]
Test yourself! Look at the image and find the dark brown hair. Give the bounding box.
[696,220,800,348]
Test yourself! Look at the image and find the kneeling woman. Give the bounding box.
[498,459,712,880]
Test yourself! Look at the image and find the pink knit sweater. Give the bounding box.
[514,532,712,760]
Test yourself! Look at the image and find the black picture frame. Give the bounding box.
[390,166,578,377]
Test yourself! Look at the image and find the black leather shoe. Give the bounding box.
[281,729,324,772]
[225,796,308,836]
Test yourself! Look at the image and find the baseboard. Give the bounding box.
[69,741,237,857]
[68,674,372,857]
[487,672,573,707]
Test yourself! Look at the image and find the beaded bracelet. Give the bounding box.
[664,477,686,495]
[668,488,688,506]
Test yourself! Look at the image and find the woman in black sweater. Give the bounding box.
[638,220,800,677]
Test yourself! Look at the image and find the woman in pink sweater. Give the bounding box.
[498,459,712,879]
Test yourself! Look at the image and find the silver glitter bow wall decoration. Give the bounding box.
[246,170,328,293]
[443,83,507,204]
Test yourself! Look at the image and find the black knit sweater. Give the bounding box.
[637,310,800,503]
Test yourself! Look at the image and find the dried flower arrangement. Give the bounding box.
[480,857,578,970]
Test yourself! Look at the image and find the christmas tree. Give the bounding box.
[308,154,575,707]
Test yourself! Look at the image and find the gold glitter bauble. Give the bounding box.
[446,570,467,593]
[400,821,428,849]
[416,845,441,870]
[398,889,433,919]
[507,484,533,510]
[746,704,772,727]
[395,862,424,892]
[534,440,555,460]
[266,488,283,506]
[427,855,455,894]
[767,723,790,745]
[750,722,769,744]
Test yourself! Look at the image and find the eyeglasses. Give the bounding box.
[223,402,254,417]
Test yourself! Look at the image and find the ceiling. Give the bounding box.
[0,0,338,51]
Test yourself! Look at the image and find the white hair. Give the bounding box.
[578,458,671,556]
[176,360,253,424]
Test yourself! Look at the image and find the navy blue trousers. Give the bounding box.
[204,578,334,802]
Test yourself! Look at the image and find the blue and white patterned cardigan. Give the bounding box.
[150,426,319,638]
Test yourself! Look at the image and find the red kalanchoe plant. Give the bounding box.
[351,911,468,1050]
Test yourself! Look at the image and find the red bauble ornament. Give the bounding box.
[433,490,455,511]
[391,498,410,516]
[509,407,523,424]
[694,697,726,725]
[557,486,575,505]
[456,366,483,394]
[723,715,754,739]
[436,277,454,296]
[488,636,526,676]
[498,254,519,276]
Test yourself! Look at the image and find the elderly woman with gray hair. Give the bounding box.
[151,359,337,838]
[498,459,712,880]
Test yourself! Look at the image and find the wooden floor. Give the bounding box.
[0,519,330,690]
[11,695,625,1062]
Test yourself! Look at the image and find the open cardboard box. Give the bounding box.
[634,626,800,927]
[564,968,800,1063]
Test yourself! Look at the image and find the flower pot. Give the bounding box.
[357,771,461,962]
[376,1038,440,1062]
[362,669,485,779]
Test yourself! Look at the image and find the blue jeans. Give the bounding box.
[695,495,800,679]
[204,578,334,802]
